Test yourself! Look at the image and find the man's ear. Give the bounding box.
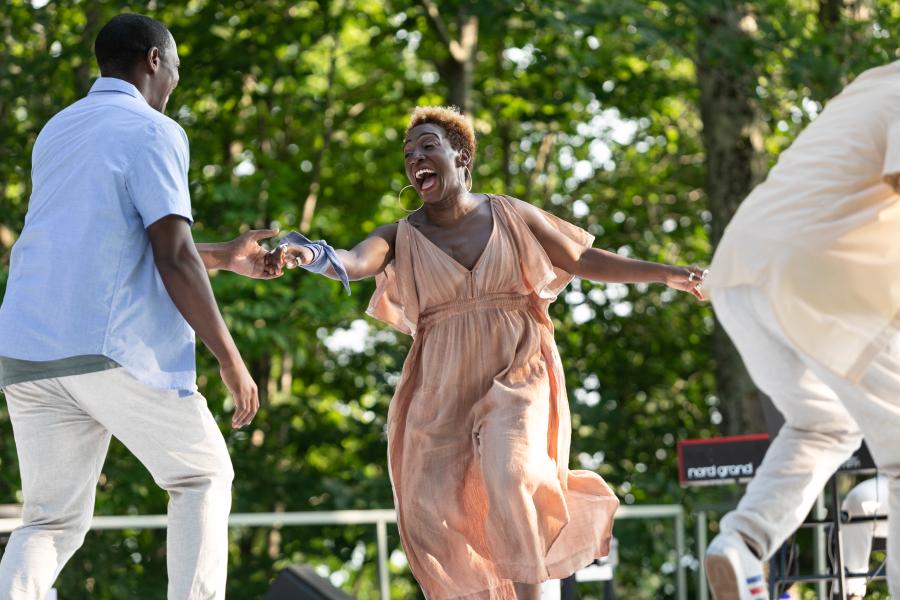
[145,46,161,74]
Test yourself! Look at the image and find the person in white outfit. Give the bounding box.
[702,60,900,600]
[0,13,281,600]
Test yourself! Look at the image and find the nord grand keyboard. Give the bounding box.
[677,435,875,486]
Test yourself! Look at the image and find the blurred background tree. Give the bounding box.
[1,0,898,597]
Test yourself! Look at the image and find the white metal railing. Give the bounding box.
[0,505,686,600]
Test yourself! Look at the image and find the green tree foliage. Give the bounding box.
[1,0,898,597]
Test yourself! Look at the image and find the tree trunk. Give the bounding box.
[444,53,471,113]
[253,353,271,406]
[523,129,556,207]
[300,8,342,232]
[495,41,512,190]
[421,0,478,114]
[810,0,847,99]
[813,0,873,99]
[74,6,102,96]
[818,0,842,27]
[449,10,477,113]
[299,102,335,232]
[695,5,767,435]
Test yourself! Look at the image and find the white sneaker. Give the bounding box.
[705,532,768,600]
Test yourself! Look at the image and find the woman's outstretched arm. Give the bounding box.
[509,198,705,299]
[272,223,398,282]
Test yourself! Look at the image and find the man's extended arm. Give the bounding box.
[195,228,283,279]
[148,215,259,428]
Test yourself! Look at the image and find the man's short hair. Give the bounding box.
[94,13,171,75]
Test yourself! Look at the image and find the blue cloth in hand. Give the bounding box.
[280,232,351,295]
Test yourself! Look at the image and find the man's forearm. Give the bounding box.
[195,242,230,271]
[156,245,241,366]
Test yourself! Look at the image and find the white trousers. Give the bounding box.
[712,286,900,595]
[842,476,889,597]
[0,368,234,600]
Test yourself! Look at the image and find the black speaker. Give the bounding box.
[264,564,356,600]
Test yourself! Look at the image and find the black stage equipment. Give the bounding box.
[264,564,356,600]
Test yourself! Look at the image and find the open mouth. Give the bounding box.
[414,168,439,193]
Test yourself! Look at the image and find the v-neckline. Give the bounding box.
[407,195,496,274]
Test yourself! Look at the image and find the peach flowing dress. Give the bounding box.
[366,195,618,599]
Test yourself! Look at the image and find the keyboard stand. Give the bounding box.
[768,471,887,599]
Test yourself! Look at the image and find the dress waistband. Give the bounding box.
[418,292,531,329]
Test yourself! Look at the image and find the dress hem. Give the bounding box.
[492,539,610,584]
[440,540,611,600]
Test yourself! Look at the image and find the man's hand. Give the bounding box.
[223,229,283,279]
[266,244,315,271]
[219,358,259,428]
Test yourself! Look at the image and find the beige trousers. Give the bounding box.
[0,368,233,599]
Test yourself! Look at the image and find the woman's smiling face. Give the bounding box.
[403,123,465,203]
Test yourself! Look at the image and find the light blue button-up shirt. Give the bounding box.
[0,77,197,390]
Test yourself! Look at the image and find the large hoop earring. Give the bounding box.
[460,165,473,192]
[397,184,422,213]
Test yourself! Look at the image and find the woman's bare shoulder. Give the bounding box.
[495,194,543,225]
[368,221,400,244]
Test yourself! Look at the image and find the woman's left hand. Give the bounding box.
[266,244,315,271]
[665,265,708,300]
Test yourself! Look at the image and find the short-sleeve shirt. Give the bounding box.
[0,77,197,390]
[706,60,900,381]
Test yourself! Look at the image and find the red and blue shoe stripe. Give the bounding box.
[745,574,767,599]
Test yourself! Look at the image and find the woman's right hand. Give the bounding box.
[664,265,708,301]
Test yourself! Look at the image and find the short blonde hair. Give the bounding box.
[405,106,476,165]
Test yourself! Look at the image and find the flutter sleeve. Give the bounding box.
[365,221,420,336]
[496,194,595,301]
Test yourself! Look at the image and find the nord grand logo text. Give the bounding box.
[686,462,754,480]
